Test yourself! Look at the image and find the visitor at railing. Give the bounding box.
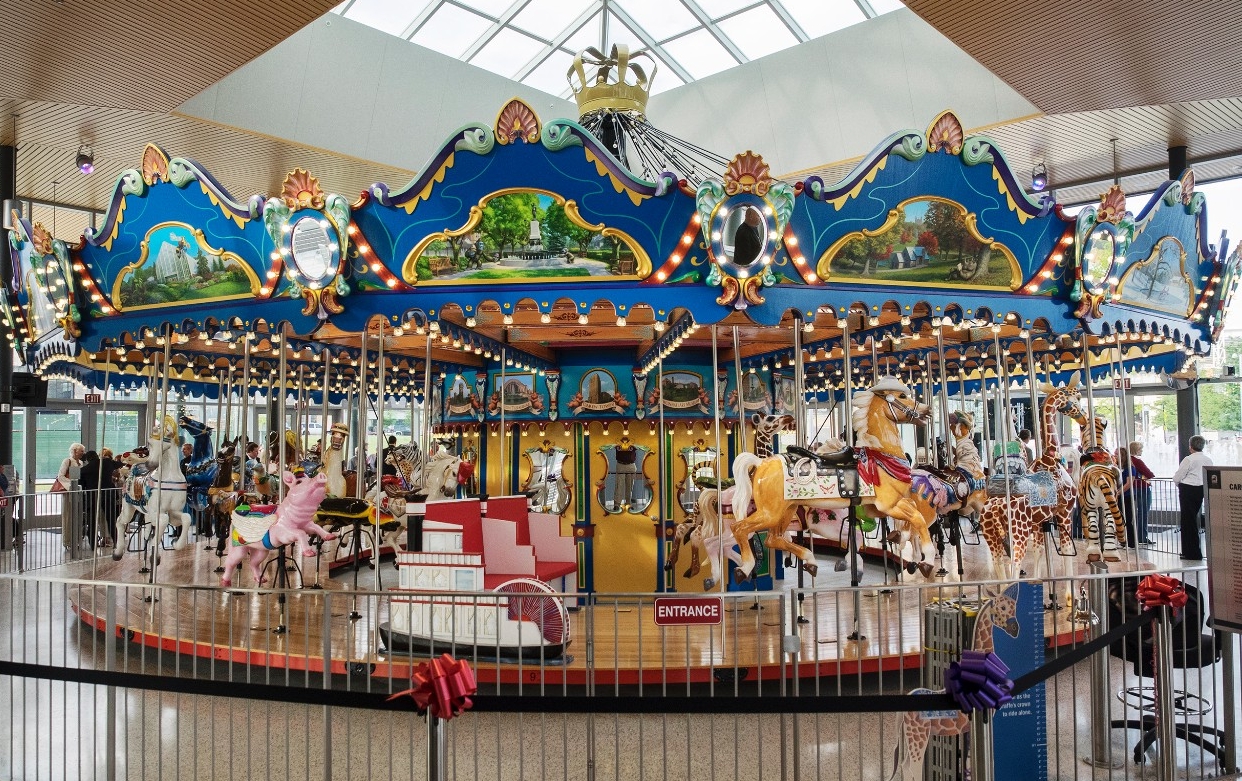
[1173,435,1211,561]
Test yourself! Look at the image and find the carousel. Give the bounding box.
[6,45,1237,681]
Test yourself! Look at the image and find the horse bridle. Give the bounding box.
[879,392,927,423]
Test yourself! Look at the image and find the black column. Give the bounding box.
[1175,384,1199,461]
[0,145,15,469]
[1169,145,1188,181]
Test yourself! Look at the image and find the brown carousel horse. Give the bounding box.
[730,377,936,579]
[207,438,240,556]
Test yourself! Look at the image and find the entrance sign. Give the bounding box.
[653,597,722,626]
[1204,467,1242,633]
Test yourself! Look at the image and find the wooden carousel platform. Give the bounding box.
[52,528,1182,687]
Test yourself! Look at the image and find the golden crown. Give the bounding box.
[568,45,655,116]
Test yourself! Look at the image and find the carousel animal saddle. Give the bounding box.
[230,506,279,548]
[315,496,373,530]
[986,469,1057,507]
[779,447,873,501]
[911,469,953,509]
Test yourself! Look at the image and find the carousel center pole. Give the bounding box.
[92,352,111,579]
[373,320,385,593]
[709,324,725,594]
[841,310,864,641]
[792,313,810,623]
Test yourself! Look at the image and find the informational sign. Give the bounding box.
[1113,377,1132,390]
[991,583,1048,781]
[1204,467,1242,633]
[653,597,722,626]
[83,393,102,405]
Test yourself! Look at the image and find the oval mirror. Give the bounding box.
[290,216,334,282]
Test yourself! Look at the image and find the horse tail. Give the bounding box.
[730,453,763,522]
[697,489,720,538]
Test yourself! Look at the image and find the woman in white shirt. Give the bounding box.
[1172,435,1212,560]
[58,443,85,548]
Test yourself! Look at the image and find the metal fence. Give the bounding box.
[0,567,1237,780]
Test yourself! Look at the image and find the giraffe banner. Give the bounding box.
[988,582,1048,781]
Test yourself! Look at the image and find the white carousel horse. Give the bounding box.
[220,472,337,587]
[111,416,193,561]
[369,449,465,551]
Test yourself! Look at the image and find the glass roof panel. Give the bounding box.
[469,27,548,78]
[780,0,867,39]
[334,0,905,96]
[451,0,517,19]
[716,5,798,60]
[411,5,494,58]
[615,0,698,42]
[512,0,596,40]
[692,0,756,17]
[522,50,577,97]
[341,0,431,37]
[660,28,736,80]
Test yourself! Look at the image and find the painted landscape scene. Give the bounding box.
[119,224,255,308]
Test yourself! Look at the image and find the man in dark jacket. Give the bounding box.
[731,207,764,266]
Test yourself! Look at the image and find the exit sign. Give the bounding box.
[653,597,722,626]
[83,393,102,404]
[1113,378,1132,390]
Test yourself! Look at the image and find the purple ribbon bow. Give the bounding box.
[946,650,1014,714]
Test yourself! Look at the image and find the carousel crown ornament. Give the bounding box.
[569,44,728,186]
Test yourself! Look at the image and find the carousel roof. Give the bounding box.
[5,100,1237,405]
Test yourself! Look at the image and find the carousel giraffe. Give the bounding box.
[979,379,1082,578]
[1073,411,1126,561]
[890,583,1020,781]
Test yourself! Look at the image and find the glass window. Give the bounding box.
[715,5,798,61]
[779,0,866,39]
[660,28,736,79]
[342,0,432,37]
[10,409,25,488]
[96,410,141,455]
[34,409,82,485]
[522,50,578,97]
[469,28,547,78]
[512,0,596,40]
[410,5,494,57]
[692,0,754,17]
[615,0,698,42]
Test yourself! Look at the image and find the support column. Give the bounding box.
[1176,384,1199,460]
[1168,145,1188,181]
[0,144,16,469]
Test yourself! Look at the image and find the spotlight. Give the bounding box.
[1030,162,1048,192]
[75,146,95,175]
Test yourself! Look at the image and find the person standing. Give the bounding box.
[1173,435,1212,560]
[57,443,85,550]
[1128,442,1155,544]
[78,451,100,549]
[1115,448,1137,548]
[98,448,121,546]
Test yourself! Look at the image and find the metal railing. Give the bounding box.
[0,566,1237,780]
[0,487,132,574]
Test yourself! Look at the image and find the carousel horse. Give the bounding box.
[111,416,193,561]
[1072,411,1126,561]
[889,583,1020,781]
[903,414,988,580]
[667,414,792,586]
[366,448,466,551]
[730,378,936,579]
[179,415,218,532]
[978,380,1082,579]
[219,472,337,587]
[319,423,360,499]
[208,438,241,556]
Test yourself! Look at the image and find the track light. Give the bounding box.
[1031,162,1048,192]
[76,146,94,175]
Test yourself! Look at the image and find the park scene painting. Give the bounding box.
[414,191,639,283]
[826,198,1017,289]
[117,223,258,310]
[1119,236,1194,316]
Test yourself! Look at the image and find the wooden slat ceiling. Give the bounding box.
[903,0,1242,115]
[787,98,1242,208]
[0,0,414,239]
[0,0,339,112]
[2,99,415,230]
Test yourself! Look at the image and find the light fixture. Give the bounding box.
[1031,162,1048,192]
[76,146,95,175]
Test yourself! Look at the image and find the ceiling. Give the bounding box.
[903,0,1242,115]
[332,0,904,98]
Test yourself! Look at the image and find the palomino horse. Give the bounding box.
[111,416,193,560]
[730,377,935,579]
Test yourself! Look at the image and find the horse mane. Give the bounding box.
[850,390,884,449]
[696,488,723,539]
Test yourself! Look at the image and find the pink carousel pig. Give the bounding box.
[220,471,336,587]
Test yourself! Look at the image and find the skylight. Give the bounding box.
[333,0,900,100]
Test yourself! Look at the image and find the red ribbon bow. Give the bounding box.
[388,654,477,721]
[1136,574,1188,611]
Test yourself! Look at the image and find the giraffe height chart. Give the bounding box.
[989,582,1048,781]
